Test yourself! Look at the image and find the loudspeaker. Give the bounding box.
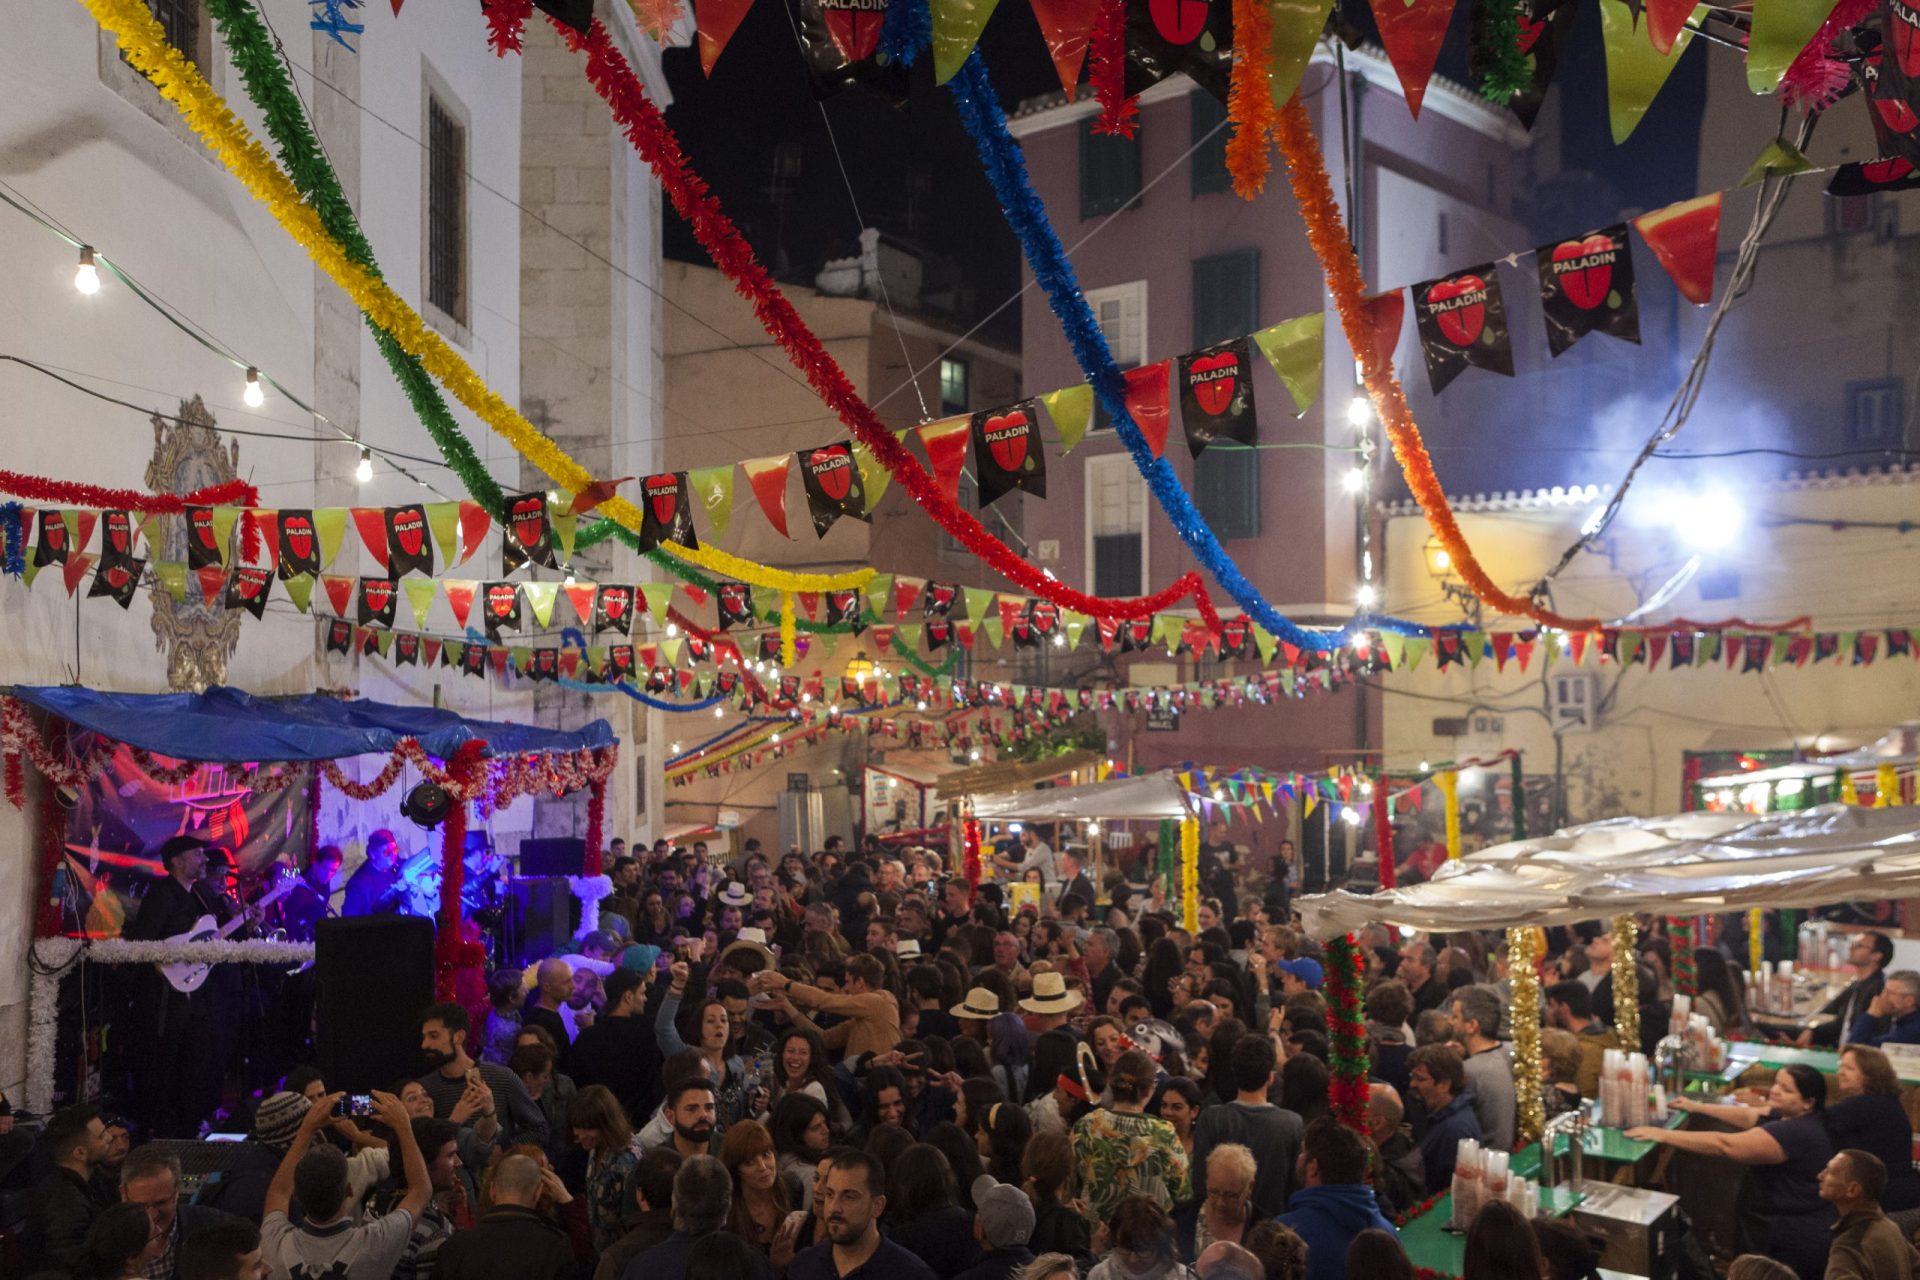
[315,915,435,1093]
[505,877,576,966]
[1299,803,1332,895]
[519,836,586,877]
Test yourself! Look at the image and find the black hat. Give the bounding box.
[157,836,211,867]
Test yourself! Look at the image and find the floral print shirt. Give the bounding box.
[1071,1107,1192,1223]
[584,1144,640,1253]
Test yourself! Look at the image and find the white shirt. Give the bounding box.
[1010,841,1058,884]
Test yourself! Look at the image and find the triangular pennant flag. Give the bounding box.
[688,464,735,538]
[563,582,597,627]
[1357,292,1405,375]
[314,507,350,569]
[283,573,314,614]
[403,578,436,629]
[69,511,100,559]
[1738,137,1816,187]
[1369,0,1459,118]
[1513,638,1535,672]
[931,0,1002,83]
[456,501,490,564]
[894,577,924,618]
[1253,624,1279,664]
[740,456,792,539]
[1403,637,1430,670]
[1599,0,1707,144]
[1064,611,1088,649]
[864,574,893,619]
[154,560,188,604]
[351,507,389,572]
[1569,631,1590,665]
[193,564,225,606]
[1381,633,1407,671]
[1122,361,1173,457]
[443,580,476,630]
[1252,313,1325,415]
[1645,634,1669,668]
[426,502,462,566]
[1633,193,1722,305]
[1270,0,1339,108]
[693,0,755,74]
[553,511,578,562]
[955,620,976,650]
[915,417,973,504]
[1029,0,1101,98]
[661,635,685,667]
[1040,385,1095,455]
[998,595,1026,636]
[640,582,673,628]
[982,616,1005,648]
[1748,0,1840,93]
[852,440,891,513]
[1644,0,1695,53]
[56,552,92,597]
[322,574,355,617]
[964,586,995,622]
[522,581,561,629]
[424,638,443,667]
[1491,632,1515,671]
[897,622,924,653]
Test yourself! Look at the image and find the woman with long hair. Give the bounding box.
[1156,1077,1202,1164]
[1693,947,1751,1035]
[768,1025,849,1130]
[1023,1128,1094,1266]
[925,1121,988,1210]
[855,1065,912,1143]
[720,1119,795,1257]
[1144,938,1187,1021]
[1628,1062,1835,1279]
[566,1084,638,1253]
[979,1100,1034,1186]
[1280,1055,1331,1128]
[956,1077,1008,1146]
[768,1092,832,1210]
[1461,1200,1543,1280]
[1827,1044,1920,1210]
[73,1203,162,1280]
[1072,1050,1192,1222]
[1087,1196,1194,1280]
[884,1143,984,1280]
[656,966,750,1129]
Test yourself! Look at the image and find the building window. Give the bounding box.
[1194,447,1259,539]
[1191,249,1260,347]
[1190,91,1231,197]
[1085,282,1148,433]
[148,0,204,64]
[941,476,978,556]
[939,358,970,415]
[1087,454,1147,597]
[1828,194,1872,236]
[426,93,468,328]
[1846,378,1904,446]
[1080,128,1143,220]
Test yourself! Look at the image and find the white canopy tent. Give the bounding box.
[1295,803,1920,938]
[965,772,1197,823]
[1696,724,1920,792]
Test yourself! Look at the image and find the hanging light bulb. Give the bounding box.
[713,706,724,718]
[1347,397,1373,429]
[670,741,682,753]
[1342,467,1367,494]
[1052,633,1065,647]
[771,732,781,744]
[1355,583,1377,608]
[354,447,373,484]
[666,622,679,638]
[74,246,101,294]
[242,367,265,408]
[916,700,927,711]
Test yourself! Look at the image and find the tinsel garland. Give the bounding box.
[1669,917,1697,997]
[1877,761,1901,807]
[1748,906,1764,974]
[1841,772,1860,805]
[0,470,256,514]
[1373,783,1394,888]
[1180,817,1200,931]
[878,0,932,64]
[1510,753,1527,840]
[1777,0,1875,109]
[1,502,24,577]
[1507,925,1545,1146]
[1612,914,1639,1053]
[35,727,70,937]
[319,752,410,801]
[1324,934,1371,1134]
[1435,769,1461,860]
[1393,1193,1444,1227]
[1226,0,1277,197]
[626,0,686,41]
[1271,95,1601,634]
[436,741,487,1010]
[963,815,983,902]
[4,751,23,809]
[560,676,732,714]
[1088,0,1137,136]
[584,774,608,877]
[1472,0,1531,107]
[102,0,864,600]
[779,593,798,668]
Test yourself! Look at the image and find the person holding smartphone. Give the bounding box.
[261,1091,428,1279]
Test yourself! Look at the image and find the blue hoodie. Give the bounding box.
[1276,1184,1400,1280]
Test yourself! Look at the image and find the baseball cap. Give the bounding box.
[971,1176,1035,1249]
[1276,956,1324,989]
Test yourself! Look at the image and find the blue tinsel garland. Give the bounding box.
[878,0,930,67]
[0,503,23,577]
[558,675,732,713]
[939,41,1445,648]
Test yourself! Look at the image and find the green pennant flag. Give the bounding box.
[689,464,736,537]
[640,582,673,628]
[1270,0,1339,109]
[1700,632,1722,664]
[210,507,239,563]
[1621,631,1645,666]
[1063,611,1088,649]
[1600,0,1707,144]
[426,502,462,564]
[896,623,924,652]
[931,0,1001,83]
[154,560,188,604]
[982,616,1005,649]
[138,513,164,552]
[314,507,350,569]
[1464,632,1487,666]
[1738,137,1816,187]
[1154,615,1182,653]
[523,581,561,628]
[404,578,436,629]
[852,442,891,514]
[1771,633,1794,666]
[751,585,779,620]
[375,630,396,658]
[661,635,685,667]
[510,647,532,673]
[964,586,995,622]
[1252,313,1326,415]
[1748,0,1838,92]
[283,573,314,614]
[1402,637,1430,671]
[1381,633,1407,670]
[1253,624,1279,665]
[61,509,83,553]
[553,511,578,563]
[864,574,893,618]
[1040,385,1095,456]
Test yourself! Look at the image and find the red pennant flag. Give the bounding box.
[424,638,443,666]
[679,670,695,693]
[1098,617,1119,651]
[444,581,476,630]
[322,574,355,618]
[874,626,896,654]
[1791,636,1813,667]
[1645,634,1668,668]
[1726,634,1746,669]
[1359,292,1406,374]
[998,596,1025,634]
[694,0,755,74]
[741,456,793,539]
[914,418,972,504]
[679,583,710,609]
[561,651,581,679]
[1123,362,1173,457]
[1568,631,1589,665]
[71,512,99,556]
[640,645,659,669]
[1491,632,1514,671]
[1030,0,1101,97]
[563,582,597,626]
[1281,643,1302,668]
[893,577,922,618]
[569,477,634,515]
[1644,0,1694,55]
[351,508,389,571]
[455,501,491,564]
[955,621,976,650]
[259,511,281,567]
[195,565,226,606]
[1633,194,1723,306]
[1369,0,1458,117]
[1513,639,1535,672]
[488,647,508,675]
[799,592,820,618]
[63,553,97,597]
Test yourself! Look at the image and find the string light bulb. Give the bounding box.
[74,246,101,294]
[713,706,724,718]
[666,622,679,638]
[1342,468,1367,494]
[354,447,373,484]
[1355,583,1377,608]
[1346,397,1373,429]
[242,367,265,408]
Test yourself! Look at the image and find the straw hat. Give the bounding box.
[717,926,776,975]
[1018,971,1084,1014]
[950,987,1002,1020]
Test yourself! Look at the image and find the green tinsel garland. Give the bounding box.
[1157,817,1177,887]
[1471,0,1533,107]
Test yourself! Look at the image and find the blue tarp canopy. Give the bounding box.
[10,685,615,763]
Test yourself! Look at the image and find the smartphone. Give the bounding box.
[334,1094,376,1119]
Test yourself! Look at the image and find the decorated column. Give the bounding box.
[1508,925,1545,1147]
[436,741,489,1019]
[1324,934,1370,1134]
[1612,914,1640,1052]
[1436,769,1461,860]
[1180,817,1200,931]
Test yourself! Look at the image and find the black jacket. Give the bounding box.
[886,1205,983,1280]
[1373,1126,1429,1217]
[568,1014,660,1120]
[21,1165,109,1274]
[126,875,212,942]
[437,1205,580,1280]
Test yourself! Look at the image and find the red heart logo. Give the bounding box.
[192,510,217,549]
[393,508,426,556]
[984,412,1031,472]
[511,495,547,548]
[822,0,885,61]
[1550,234,1616,310]
[604,588,629,620]
[108,515,130,554]
[283,515,315,561]
[810,448,853,501]
[44,520,65,551]
[1893,0,1920,75]
[1426,275,1487,346]
[330,621,351,645]
[1516,14,1545,53]
[535,651,556,673]
[105,566,131,589]
[489,584,517,617]
[1875,90,1920,135]
[398,636,418,658]
[646,474,680,525]
[238,571,266,599]
[1030,601,1059,632]
[1148,0,1209,42]
[365,581,393,610]
[1864,156,1917,182]
[1188,351,1239,415]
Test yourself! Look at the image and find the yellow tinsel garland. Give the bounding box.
[1877,762,1901,807]
[1612,914,1639,1055]
[1180,817,1200,933]
[81,0,868,598]
[1507,925,1545,1147]
[779,593,797,669]
[1436,769,1462,860]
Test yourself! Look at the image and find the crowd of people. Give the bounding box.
[6,821,1920,1280]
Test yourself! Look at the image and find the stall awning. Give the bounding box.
[1697,724,1920,790]
[968,772,1196,823]
[10,685,615,763]
[1296,804,1920,938]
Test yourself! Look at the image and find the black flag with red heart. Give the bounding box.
[482,581,522,638]
[1218,615,1251,658]
[1536,225,1640,357]
[637,472,700,553]
[797,0,909,103]
[459,642,490,677]
[593,584,635,635]
[395,634,421,667]
[325,619,354,654]
[1878,0,1920,123]
[33,509,69,568]
[88,558,145,609]
[1480,0,1573,130]
[686,635,712,664]
[1119,619,1153,652]
[826,588,865,630]
[759,634,785,663]
[99,510,138,573]
[717,582,755,629]
[1010,619,1039,649]
[1412,265,1515,394]
[1178,339,1258,456]
[358,577,398,628]
[1123,0,1233,101]
[1026,599,1061,636]
[224,566,273,619]
[1826,154,1920,194]
[971,400,1048,507]
[385,504,436,578]
[1862,40,1920,162]
[185,505,224,570]
[502,492,558,572]
[922,582,958,616]
[927,619,952,652]
[606,644,637,681]
[799,442,869,537]
[715,669,740,696]
[529,648,559,682]
[276,510,322,579]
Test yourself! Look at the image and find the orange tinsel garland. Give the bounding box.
[1226,0,1277,198]
[1272,96,1600,633]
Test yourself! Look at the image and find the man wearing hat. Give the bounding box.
[956,1176,1036,1280]
[1276,957,1324,997]
[952,987,1004,1030]
[126,836,224,1135]
[1019,973,1084,1035]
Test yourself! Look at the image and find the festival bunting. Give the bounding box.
[1178,338,1258,456]
[1536,225,1640,356]
[385,503,434,577]
[501,492,558,572]
[637,472,700,553]
[1412,265,1515,394]
[971,400,1047,505]
[798,442,869,536]
[741,456,793,539]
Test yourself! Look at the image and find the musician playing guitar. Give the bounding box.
[125,836,227,1137]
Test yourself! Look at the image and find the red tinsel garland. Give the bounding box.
[503,11,1216,629]
[1324,933,1371,1134]
[484,0,532,51]
[34,720,70,937]
[4,751,22,809]
[435,740,487,1006]
[1393,1192,1444,1227]
[0,471,257,515]
[1225,0,1276,196]
[584,771,608,877]
[1089,0,1137,137]
[962,816,983,903]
